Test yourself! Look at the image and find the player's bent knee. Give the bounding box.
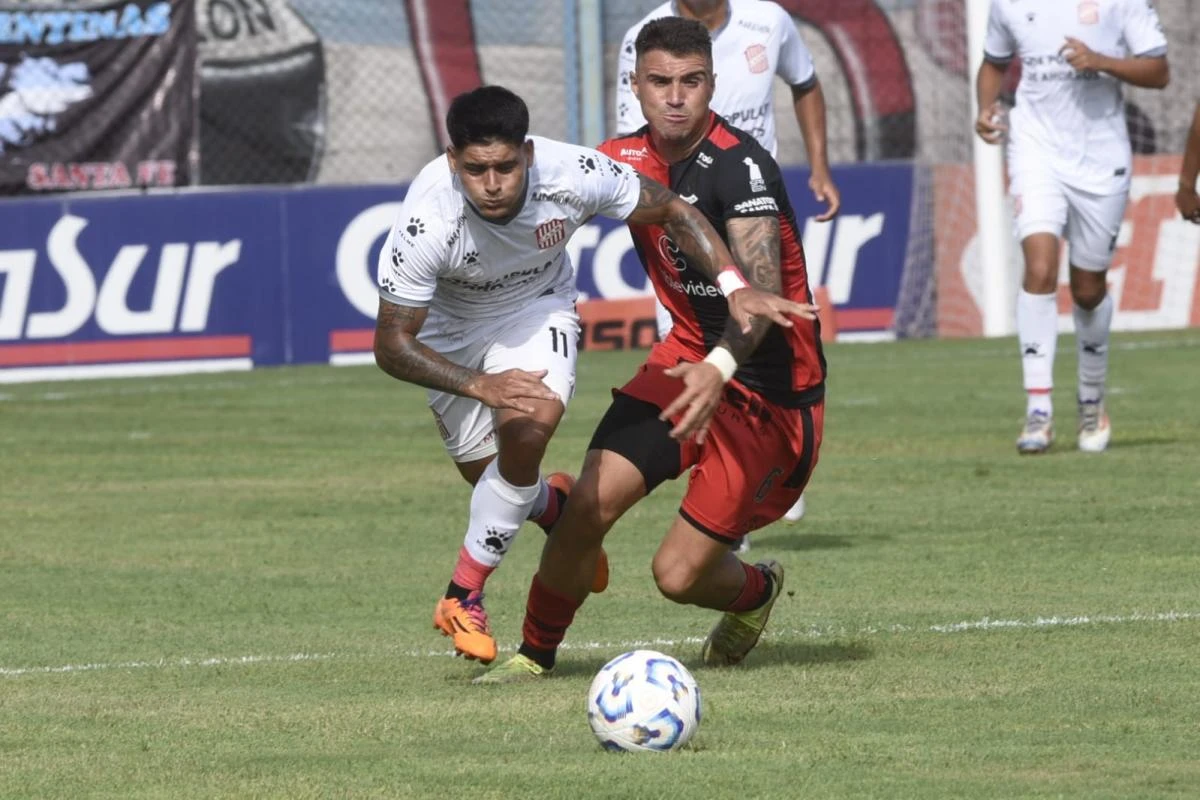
[650,558,701,604]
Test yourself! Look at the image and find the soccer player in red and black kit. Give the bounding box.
[477,16,824,682]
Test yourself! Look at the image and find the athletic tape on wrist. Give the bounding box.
[703,346,738,383]
[716,266,749,297]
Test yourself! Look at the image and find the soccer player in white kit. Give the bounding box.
[975,0,1168,454]
[617,0,835,526]
[375,85,811,665]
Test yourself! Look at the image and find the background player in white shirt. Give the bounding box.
[617,0,834,526]
[975,0,1168,454]
[1177,100,1200,224]
[375,85,810,666]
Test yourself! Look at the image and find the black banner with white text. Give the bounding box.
[0,0,197,194]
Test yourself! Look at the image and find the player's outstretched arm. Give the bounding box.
[373,299,556,413]
[658,215,796,444]
[1176,103,1200,224]
[625,174,814,333]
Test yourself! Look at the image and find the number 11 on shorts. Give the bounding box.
[549,326,570,357]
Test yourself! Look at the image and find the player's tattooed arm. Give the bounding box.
[626,174,729,280]
[718,216,783,362]
[373,299,480,394]
[373,298,559,413]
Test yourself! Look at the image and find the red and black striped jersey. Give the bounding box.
[598,113,826,407]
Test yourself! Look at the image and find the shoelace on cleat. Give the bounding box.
[1078,403,1102,433]
[458,593,492,635]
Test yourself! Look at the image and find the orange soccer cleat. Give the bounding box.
[433,591,497,664]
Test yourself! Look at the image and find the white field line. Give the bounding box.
[3,610,1196,679]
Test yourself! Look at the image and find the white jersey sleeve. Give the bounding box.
[615,25,647,135]
[983,1,1015,62]
[565,144,641,221]
[376,163,451,307]
[1120,0,1167,57]
[772,4,815,88]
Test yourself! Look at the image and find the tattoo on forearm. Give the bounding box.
[374,300,480,394]
[633,174,724,280]
[719,216,783,362]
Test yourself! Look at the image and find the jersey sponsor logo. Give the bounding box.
[531,189,585,211]
[743,157,766,192]
[696,152,714,168]
[744,44,769,75]
[619,147,648,159]
[680,193,699,205]
[441,259,555,293]
[658,267,722,299]
[737,19,770,35]
[536,218,566,250]
[733,196,779,214]
[445,212,466,247]
[1077,0,1099,24]
[656,234,687,272]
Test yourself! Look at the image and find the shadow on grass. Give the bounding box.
[546,639,873,681]
[750,531,890,551]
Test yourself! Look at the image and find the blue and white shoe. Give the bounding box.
[1077,399,1110,453]
[1017,410,1053,454]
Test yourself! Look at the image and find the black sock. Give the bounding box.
[444,581,471,601]
[518,642,556,671]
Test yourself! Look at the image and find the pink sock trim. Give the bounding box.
[451,546,495,593]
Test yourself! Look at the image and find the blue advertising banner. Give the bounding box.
[0,161,916,382]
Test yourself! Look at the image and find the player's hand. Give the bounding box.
[728,287,818,334]
[467,368,559,414]
[660,361,725,444]
[1176,185,1200,223]
[974,102,1007,144]
[809,170,841,222]
[1060,37,1107,73]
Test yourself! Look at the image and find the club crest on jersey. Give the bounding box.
[536,218,567,250]
[743,157,766,192]
[744,44,769,74]
[1077,0,1099,24]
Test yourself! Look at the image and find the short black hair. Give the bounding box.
[635,16,713,64]
[445,85,530,150]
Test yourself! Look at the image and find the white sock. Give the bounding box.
[527,477,551,520]
[1017,289,1058,416]
[462,460,542,569]
[1073,294,1112,404]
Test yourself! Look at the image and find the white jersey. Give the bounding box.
[377,136,640,335]
[984,0,1167,194]
[615,0,815,157]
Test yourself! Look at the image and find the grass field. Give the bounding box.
[2,331,1199,799]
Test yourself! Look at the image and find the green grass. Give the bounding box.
[2,331,1199,799]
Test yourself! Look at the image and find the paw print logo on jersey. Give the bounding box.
[390,247,404,268]
[406,217,425,237]
[463,250,480,266]
[380,276,398,294]
[578,155,597,174]
[604,156,624,178]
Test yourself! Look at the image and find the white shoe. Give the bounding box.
[1016,410,1053,454]
[783,494,806,522]
[1077,399,1110,452]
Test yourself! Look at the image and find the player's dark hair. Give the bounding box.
[445,85,530,150]
[635,16,713,64]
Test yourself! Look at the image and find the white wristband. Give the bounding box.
[716,266,748,297]
[703,346,738,383]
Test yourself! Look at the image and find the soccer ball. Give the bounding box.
[586,650,701,753]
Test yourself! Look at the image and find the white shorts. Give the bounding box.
[1009,170,1128,272]
[422,293,579,463]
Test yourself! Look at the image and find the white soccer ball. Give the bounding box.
[586,649,701,753]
